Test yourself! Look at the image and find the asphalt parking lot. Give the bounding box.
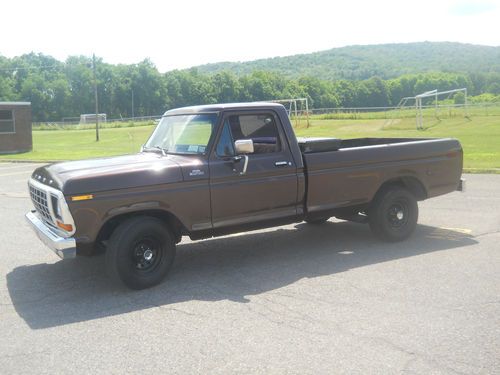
[0,162,499,374]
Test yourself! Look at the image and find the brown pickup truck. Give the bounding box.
[25,102,464,289]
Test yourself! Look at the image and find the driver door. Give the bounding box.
[209,111,298,228]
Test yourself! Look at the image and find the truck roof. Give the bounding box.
[163,102,285,116]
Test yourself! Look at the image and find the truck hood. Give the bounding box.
[31,153,193,195]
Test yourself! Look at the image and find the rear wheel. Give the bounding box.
[368,187,418,242]
[105,216,176,289]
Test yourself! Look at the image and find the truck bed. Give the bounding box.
[301,137,463,214]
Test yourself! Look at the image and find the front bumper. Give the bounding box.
[25,210,76,259]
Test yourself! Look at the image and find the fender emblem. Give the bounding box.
[189,169,204,176]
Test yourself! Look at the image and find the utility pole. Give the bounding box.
[92,53,99,141]
[131,88,135,119]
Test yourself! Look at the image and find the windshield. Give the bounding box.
[144,113,217,155]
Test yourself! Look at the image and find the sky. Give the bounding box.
[1,0,499,72]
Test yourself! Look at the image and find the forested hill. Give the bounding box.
[195,42,500,80]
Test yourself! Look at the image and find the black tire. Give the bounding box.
[368,187,418,242]
[304,217,330,225]
[105,216,176,290]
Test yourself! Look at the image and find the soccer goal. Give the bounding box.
[396,88,468,130]
[80,113,107,124]
[267,98,310,128]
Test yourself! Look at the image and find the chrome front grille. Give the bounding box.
[27,177,76,237]
[29,183,53,224]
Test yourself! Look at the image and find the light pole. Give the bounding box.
[92,53,99,141]
[131,87,134,119]
[125,78,135,119]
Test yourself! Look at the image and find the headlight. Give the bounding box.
[51,195,74,232]
[50,194,62,220]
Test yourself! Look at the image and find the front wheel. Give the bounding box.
[368,187,418,242]
[105,216,176,289]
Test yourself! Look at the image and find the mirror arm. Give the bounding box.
[240,155,249,175]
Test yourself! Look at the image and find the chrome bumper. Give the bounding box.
[25,210,76,259]
[457,178,466,192]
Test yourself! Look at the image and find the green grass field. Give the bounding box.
[2,115,499,172]
[2,126,155,161]
[294,115,500,171]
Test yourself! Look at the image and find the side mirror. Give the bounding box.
[233,139,253,175]
[234,139,254,155]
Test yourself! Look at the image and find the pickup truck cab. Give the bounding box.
[26,103,464,289]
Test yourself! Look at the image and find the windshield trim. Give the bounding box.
[161,111,220,118]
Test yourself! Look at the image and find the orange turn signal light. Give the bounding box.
[57,221,73,232]
[71,194,93,201]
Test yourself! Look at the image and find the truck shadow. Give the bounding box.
[7,222,477,329]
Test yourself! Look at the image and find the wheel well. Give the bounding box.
[375,176,427,201]
[96,210,186,249]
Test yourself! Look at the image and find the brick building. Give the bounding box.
[0,102,32,154]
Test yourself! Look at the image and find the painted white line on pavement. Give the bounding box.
[0,164,38,170]
[0,170,35,177]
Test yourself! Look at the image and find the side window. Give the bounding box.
[216,120,235,157]
[228,114,281,154]
[0,110,14,133]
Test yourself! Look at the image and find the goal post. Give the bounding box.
[265,98,310,128]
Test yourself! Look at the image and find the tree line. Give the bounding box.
[1,53,499,122]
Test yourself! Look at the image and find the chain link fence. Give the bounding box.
[32,102,500,130]
[309,102,500,120]
[33,115,161,130]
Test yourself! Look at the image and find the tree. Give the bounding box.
[1,51,499,121]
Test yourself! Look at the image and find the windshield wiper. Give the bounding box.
[141,145,167,156]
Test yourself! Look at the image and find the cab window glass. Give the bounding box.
[228,114,281,154]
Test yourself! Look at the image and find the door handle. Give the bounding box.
[274,161,289,167]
